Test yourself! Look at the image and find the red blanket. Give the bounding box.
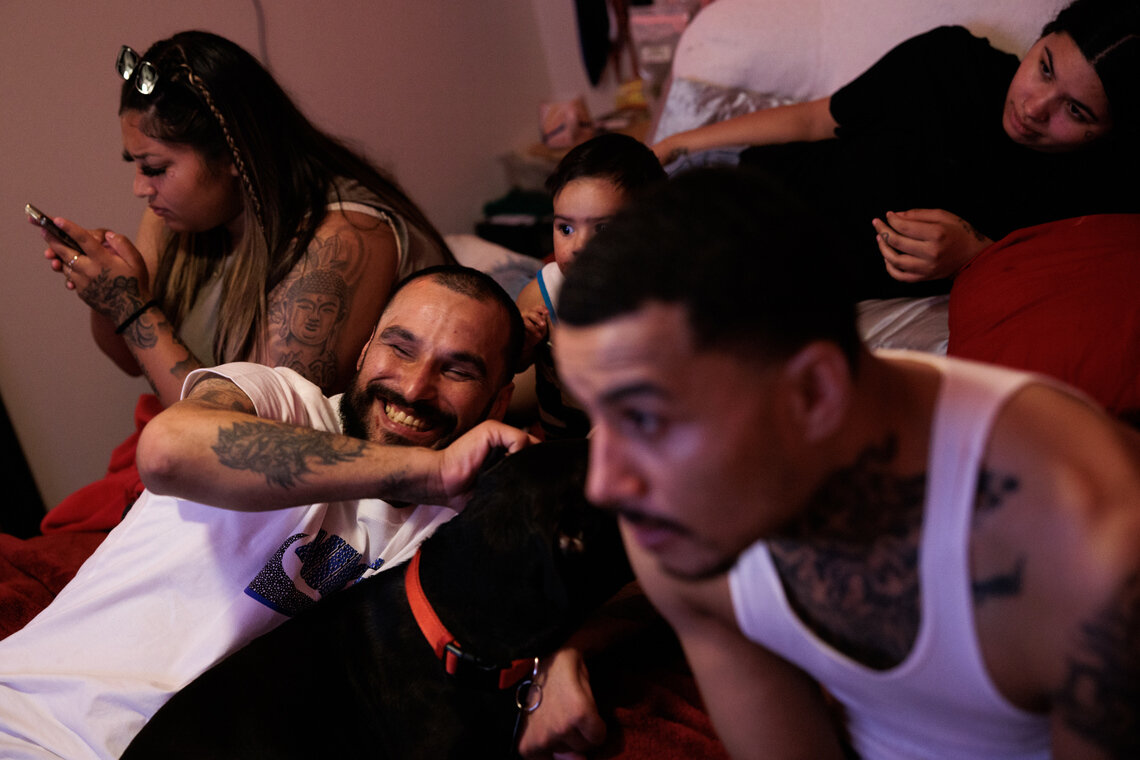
[0,531,107,638]
[0,394,159,638]
[593,630,730,759]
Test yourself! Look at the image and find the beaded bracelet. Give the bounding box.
[114,299,160,334]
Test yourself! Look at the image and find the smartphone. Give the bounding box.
[25,203,84,255]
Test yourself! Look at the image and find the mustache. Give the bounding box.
[364,382,456,432]
[616,507,690,538]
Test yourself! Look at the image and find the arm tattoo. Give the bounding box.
[971,469,1025,606]
[975,469,1020,514]
[972,557,1025,606]
[186,377,255,414]
[170,356,200,381]
[81,270,146,325]
[957,216,987,243]
[266,230,366,391]
[212,420,366,489]
[1055,572,1140,756]
[769,434,926,669]
[194,389,255,414]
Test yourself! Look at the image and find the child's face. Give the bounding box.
[552,178,628,272]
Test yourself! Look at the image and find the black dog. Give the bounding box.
[121,439,632,759]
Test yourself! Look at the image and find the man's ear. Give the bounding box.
[779,342,852,444]
[487,381,515,422]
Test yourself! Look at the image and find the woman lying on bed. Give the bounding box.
[653,0,1139,300]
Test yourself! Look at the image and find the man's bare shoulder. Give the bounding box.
[988,382,1140,527]
[975,380,1140,747]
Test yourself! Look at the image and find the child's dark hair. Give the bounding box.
[545,133,666,199]
[559,167,862,369]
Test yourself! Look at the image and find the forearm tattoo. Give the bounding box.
[81,270,147,326]
[769,435,926,670]
[212,420,366,489]
[958,216,987,243]
[1055,572,1140,756]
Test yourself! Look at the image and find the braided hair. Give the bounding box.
[120,30,449,364]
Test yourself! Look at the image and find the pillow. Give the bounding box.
[948,214,1140,419]
[652,77,796,143]
[858,295,949,355]
[445,234,543,301]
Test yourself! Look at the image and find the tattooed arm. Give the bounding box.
[69,205,397,407]
[88,209,163,378]
[137,375,532,511]
[974,384,1140,759]
[263,209,399,395]
[47,211,199,408]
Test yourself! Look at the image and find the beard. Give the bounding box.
[338,380,460,450]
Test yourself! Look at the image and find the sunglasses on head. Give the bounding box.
[116,45,159,95]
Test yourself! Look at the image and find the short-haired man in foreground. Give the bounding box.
[553,168,1140,759]
[0,266,533,759]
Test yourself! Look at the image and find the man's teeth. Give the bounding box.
[385,403,428,430]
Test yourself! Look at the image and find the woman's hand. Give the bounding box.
[873,208,992,282]
[42,218,153,325]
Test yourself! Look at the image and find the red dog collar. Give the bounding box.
[406,549,534,690]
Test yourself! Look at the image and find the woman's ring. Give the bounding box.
[67,254,80,269]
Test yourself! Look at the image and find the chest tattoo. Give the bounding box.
[769,435,925,670]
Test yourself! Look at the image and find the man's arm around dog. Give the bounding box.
[138,375,533,512]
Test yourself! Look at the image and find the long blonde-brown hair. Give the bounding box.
[121,30,452,364]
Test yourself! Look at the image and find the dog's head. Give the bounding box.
[418,439,632,660]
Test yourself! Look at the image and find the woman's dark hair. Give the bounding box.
[120,30,451,362]
[545,132,666,199]
[1042,0,1140,136]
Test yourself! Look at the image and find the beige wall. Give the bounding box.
[0,0,603,509]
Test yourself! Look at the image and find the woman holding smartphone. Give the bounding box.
[31,30,453,532]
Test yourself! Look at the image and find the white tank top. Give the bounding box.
[730,352,1052,760]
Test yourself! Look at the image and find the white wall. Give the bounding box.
[1,0,606,510]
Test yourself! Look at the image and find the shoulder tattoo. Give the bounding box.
[971,468,1026,606]
[265,228,371,390]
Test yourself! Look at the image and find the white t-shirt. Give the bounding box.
[0,363,455,759]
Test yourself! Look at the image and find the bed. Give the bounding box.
[652,0,1069,359]
[7,0,1137,754]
